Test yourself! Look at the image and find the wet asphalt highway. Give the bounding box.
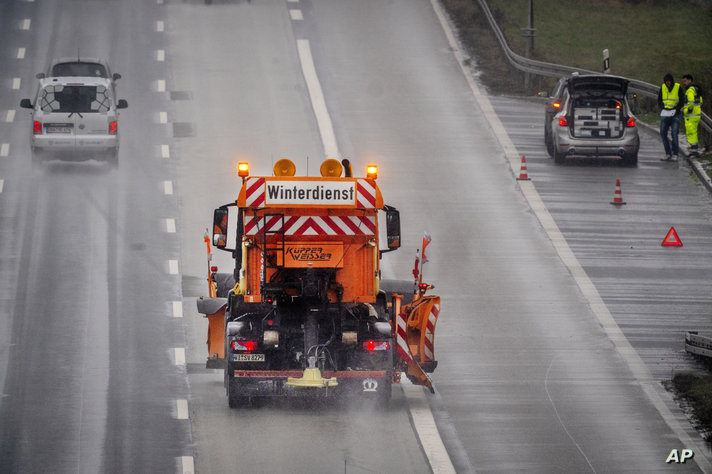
[1,0,711,473]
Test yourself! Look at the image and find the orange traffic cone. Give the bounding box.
[516,156,531,181]
[610,179,626,205]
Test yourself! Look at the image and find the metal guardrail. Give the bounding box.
[477,0,712,137]
[685,332,712,359]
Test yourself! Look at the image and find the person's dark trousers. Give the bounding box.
[660,114,681,157]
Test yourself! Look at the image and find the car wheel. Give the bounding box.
[553,147,565,165]
[545,134,554,157]
[31,149,44,167]
[107,149,118,168]
[621,152,638,167]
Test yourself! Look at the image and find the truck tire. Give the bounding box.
[377,374,392,409]
[227,374,251,408]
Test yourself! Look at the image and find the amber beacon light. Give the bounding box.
[366,165,378,179]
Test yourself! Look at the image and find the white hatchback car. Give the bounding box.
[20,76,128,167]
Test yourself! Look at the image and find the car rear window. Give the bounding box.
[39,85,111,113]
[51,62,107,78]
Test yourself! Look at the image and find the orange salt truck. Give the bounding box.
[197,158,441,408]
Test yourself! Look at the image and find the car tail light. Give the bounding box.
[33,121,42,134]
[231,340,258,351]
[626,117,635,127]
[109,121,118,134]
[363,340,390,352]
[553,102,561,109]
[558,116,568,127]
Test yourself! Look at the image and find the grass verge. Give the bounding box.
[670,373,712,441]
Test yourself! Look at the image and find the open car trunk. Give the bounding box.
[568,76,628,139]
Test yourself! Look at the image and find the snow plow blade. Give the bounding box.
[196,296,227,368]
[393,294,441,392]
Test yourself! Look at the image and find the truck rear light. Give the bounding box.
[232,340,258,351]
[109,121,118,134]
[558,116,568,127]
[552,101,561,109]
[33,121,42,134]
[363,340,390,351]
[626,117,635,127]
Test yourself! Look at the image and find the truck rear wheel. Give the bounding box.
[227,374,251,408]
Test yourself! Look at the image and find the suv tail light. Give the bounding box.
[626,117,635,128]
[362,340,390,352]
[558,116,568,127]
[33,121,42,134]
[109,121,118,134]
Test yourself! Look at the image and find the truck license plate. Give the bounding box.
[233,353,265,362]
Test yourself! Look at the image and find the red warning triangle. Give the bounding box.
[661,227,683,247]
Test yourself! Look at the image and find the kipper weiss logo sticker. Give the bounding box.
[286,247,332,262]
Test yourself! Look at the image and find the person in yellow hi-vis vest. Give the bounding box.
[682,74,703,158]
[657,73,685,161]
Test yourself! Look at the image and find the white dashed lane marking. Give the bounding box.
[163,180,173,195]
[17,48,25,59]
[165,218,176,233]
[12,78,21,90]
[1,144,9,157]
[161,144,170,158]
[172,301,183,318]
[173,348,185,366]
[289,9,303,20]
[5,110,16,123]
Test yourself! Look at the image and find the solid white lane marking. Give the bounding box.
[164,180,173,195]
[428,0,712,471]
[1,144,9,157]
[156,20,164,32]
[161,144,170,158]
[174,348,185,366]
[157,49,165,62]
[5,110,15,123]
[166,218,176,233]
[401,380,456,474]
[172,301,183,318]
[176,399,189,419]
[157,79,166,92]
[21,19,31,30]
[17,48,26,59]
[296,40,339,158]
[180,456,195,474]
[12,78,21,90]
[289,9,303,20]
[168,259,179,275]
